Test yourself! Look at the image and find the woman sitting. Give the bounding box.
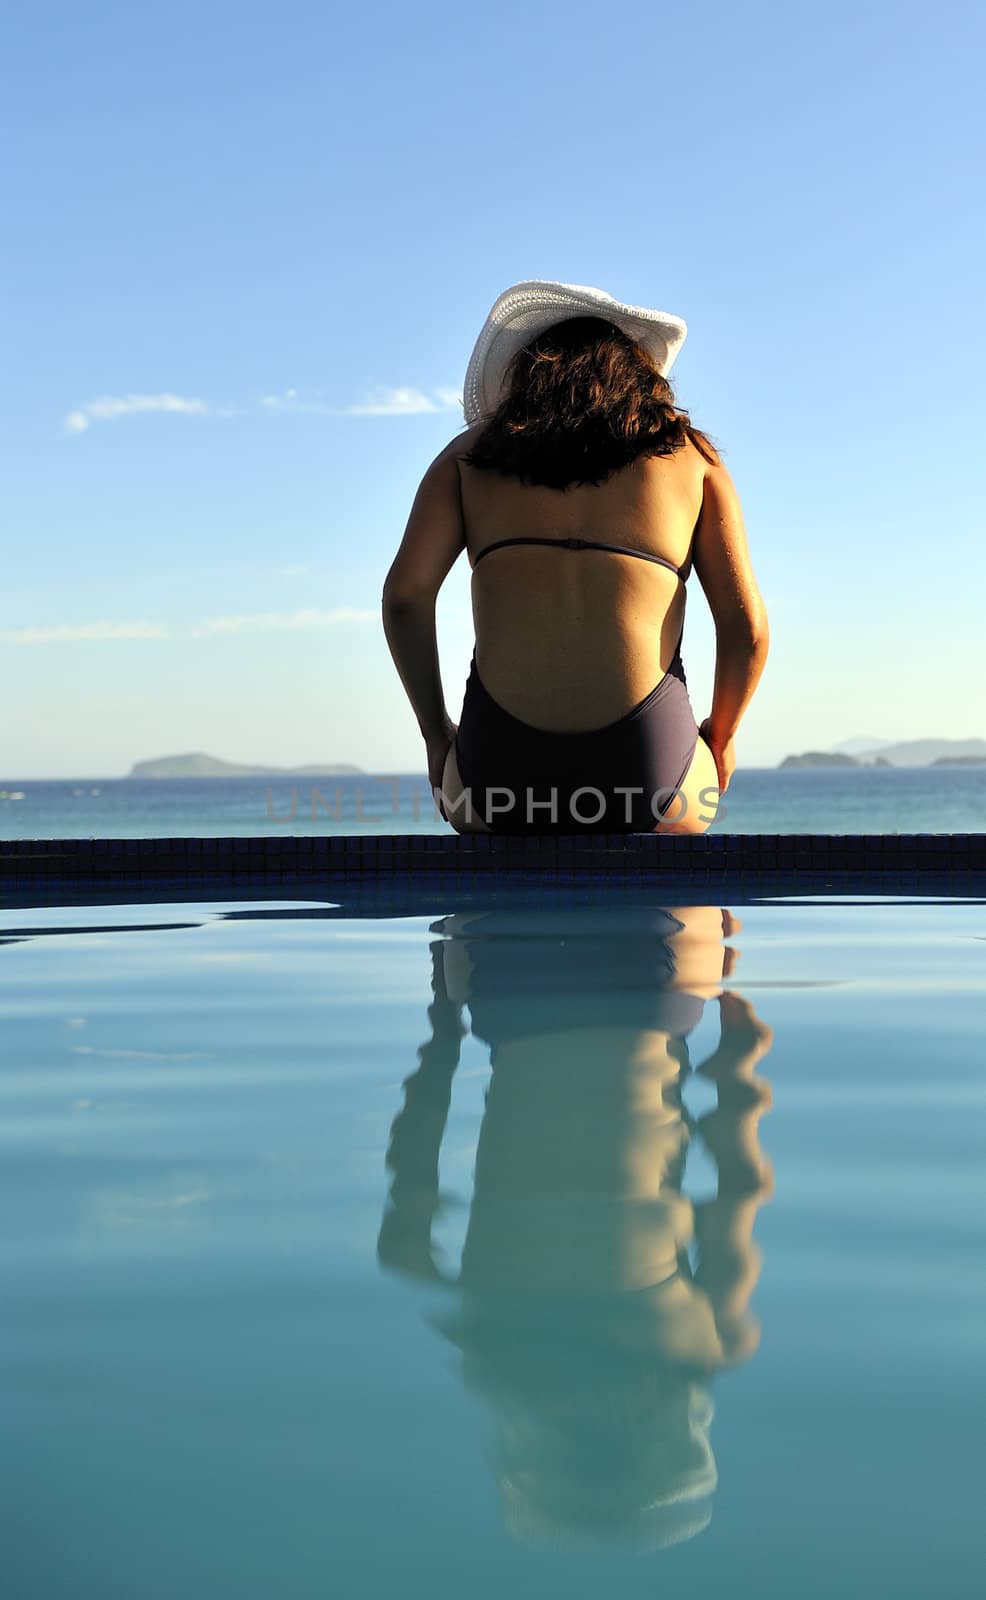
[383,279,769,834]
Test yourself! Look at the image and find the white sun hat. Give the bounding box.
[462,279,688,425]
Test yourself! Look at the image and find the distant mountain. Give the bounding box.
[780,751,860,769]
[858,738,986,766]
[780,738,986,769]
[830,736,890,755]
[128,752,363,779]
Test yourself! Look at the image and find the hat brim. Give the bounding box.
[463,279,688,425]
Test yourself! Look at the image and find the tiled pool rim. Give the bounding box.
[2,833,984,904]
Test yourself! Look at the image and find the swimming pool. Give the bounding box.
[3,882,985,1597]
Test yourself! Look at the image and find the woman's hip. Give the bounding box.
[451,658,704,833]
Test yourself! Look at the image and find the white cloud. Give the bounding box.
[259,388,346,416]
[344,387,442,416]
[261,386,462,417]
[191,606,376,637]
[431,387,464,410]
[0,620,170,643]
[0,607,375,645]
[261,387,314,413]
[64,393,208,434]
[64,386,462,433]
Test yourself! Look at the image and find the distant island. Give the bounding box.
[128,752,363,779]
[780,738,986,769]
[780,751,860,769]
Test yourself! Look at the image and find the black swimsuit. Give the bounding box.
[454,537,701,834]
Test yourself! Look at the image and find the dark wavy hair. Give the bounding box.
[462,315,722,490]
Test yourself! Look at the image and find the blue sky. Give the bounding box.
[2,0,983,777]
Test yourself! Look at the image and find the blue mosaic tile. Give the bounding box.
[2,831,986,898]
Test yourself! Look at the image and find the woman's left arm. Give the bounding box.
[382,442,467,788]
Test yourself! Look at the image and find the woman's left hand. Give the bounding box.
[425,719,457,806]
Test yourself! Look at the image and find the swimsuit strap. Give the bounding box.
[472,535,686,579]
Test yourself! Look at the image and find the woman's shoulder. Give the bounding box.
[408,423,484,499]
[680,427,724,471]
[443,420,487,461]
[637,430,722,494]
[418,421,485,479]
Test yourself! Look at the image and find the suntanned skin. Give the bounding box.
[382,424,769,834]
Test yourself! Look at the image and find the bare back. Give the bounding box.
[455,427,710,732]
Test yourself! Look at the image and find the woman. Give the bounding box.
[383,280,769,834]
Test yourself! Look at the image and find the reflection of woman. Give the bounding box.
[377,904,774,1549]
[382,280,769,834]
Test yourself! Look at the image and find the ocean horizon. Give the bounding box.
[0,767,983,838]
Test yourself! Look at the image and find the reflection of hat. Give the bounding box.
[433,1295,718,1551]
[463,279,689,424]
[496,1385,718,1552]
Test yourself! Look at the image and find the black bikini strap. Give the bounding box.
[472,536,685,578]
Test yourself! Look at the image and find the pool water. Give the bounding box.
[2,889,985,1598]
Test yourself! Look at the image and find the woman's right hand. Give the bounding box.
[699,719,736,794]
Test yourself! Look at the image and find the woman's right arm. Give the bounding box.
[692,461,770,791]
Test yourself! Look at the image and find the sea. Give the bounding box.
[1,767,984,838]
